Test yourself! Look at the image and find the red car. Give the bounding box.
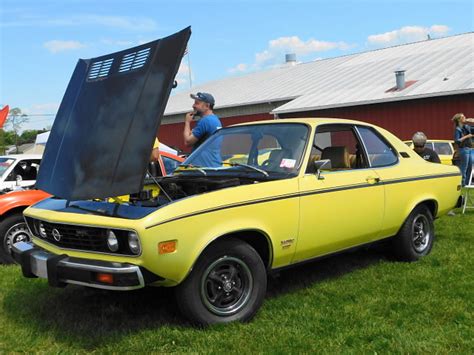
[0,151,183,264]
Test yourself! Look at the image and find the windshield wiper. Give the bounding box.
[221,162,269,177]
[178,164,207,176]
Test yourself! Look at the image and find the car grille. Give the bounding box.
[42,221,107,251]
[25,217,135,255]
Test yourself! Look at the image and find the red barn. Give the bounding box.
[160,33,474,152]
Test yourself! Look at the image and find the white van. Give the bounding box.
[0,154,42,191]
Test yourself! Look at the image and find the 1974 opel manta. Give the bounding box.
[12,27,461,325]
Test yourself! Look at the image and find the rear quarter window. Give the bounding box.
[357,126,398,167]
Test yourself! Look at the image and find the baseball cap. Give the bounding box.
[190,92,215,105]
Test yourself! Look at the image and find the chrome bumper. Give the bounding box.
[11,241,146,291]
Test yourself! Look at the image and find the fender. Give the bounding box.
[0,190,51,216]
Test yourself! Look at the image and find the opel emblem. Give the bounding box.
[52,228,62,242]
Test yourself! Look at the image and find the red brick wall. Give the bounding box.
[280,93,474,141]
[158,93,474,151]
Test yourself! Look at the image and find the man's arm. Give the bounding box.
[183,112,199,147]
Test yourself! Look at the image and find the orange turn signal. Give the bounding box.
[158,240,177,254]
[96,273,114,284]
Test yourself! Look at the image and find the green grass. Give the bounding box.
[1,212,473,353]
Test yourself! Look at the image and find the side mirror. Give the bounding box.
[15,175,23,186]
[313,159,331,180]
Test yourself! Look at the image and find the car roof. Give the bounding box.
[0,154,42,159]
[230,117,380,128]
[403,140,454,144]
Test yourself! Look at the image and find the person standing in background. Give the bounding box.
[452,113,474,186]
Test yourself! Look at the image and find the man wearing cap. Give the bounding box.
[412,131,441,163]
[183,92,222,166]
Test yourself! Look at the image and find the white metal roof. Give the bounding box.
[164,32,474,116]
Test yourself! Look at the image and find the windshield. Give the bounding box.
[0,158,15,178]
[181,123,309,177]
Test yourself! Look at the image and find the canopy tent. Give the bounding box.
[35,131,50,145]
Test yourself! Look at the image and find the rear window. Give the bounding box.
[432,142,453,155]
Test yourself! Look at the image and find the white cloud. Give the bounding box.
[228,63,248,73]
[228,35,351,73]
[25,103,60,114]
[44,40,86,53]
[268,36,350,55]
[1,14,157,32]
[100,39,135,47]
[368,25,450,46]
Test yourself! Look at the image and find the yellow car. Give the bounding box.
[10,29,462,325]
[13,118,461,325]
[404,140,455,165]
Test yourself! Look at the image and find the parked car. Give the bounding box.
[0,151,182,264]
[13,118,461,325]
[404,140,455,165]
[0,189,49,263]
[0,154,42,191]
[11,29,461,325]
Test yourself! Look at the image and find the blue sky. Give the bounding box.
[1,0,473,131]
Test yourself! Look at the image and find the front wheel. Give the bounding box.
[392,205,434,261]
[0,213,31,264]
[175,238,267,325]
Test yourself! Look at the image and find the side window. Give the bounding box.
[6,159,40,181]
[433,142,453,155]
[162,156,180,175]
[357,126,398,167]
[307,124,369,172]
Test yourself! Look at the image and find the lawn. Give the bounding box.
[0,212,473,353]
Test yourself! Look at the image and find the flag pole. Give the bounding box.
[186,47,193,89]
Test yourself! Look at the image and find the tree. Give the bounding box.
[5,107,28,153]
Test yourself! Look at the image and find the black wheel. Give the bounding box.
[175,238,267,325]
[0,213,31,264]
[392,205,434,262]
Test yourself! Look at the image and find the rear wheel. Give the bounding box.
[0,213,31,264]
[175,238,267,325]
[393,205,434,261]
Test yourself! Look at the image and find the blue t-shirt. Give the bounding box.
[191,114,222,167]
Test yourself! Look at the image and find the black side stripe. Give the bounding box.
[145,172,460,229]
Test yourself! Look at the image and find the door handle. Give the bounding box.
[366,176,380,184]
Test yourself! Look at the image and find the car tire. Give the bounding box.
[175,238,267,326]
[392,205,434,262]
[0,213,31,264]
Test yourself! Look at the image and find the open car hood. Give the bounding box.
[36,27,191,200]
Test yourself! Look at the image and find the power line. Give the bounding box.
[9,113,56,117]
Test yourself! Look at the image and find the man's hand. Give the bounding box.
[184,112,198,147]
[185,112,195,123]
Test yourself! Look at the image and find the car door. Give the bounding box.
[294,124,384,263]
[355,126,403,237]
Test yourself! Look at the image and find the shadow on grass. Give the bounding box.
[2,245,389,348]
[266,245,389,297]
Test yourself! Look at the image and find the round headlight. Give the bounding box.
[38,222,47,238]
[107,230,119,252]
[128,231,141,255]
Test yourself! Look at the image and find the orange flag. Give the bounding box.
[0,105,9,129]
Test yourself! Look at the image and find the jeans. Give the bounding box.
[459,147,473,186]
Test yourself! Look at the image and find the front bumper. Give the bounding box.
[11,241,149,290]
